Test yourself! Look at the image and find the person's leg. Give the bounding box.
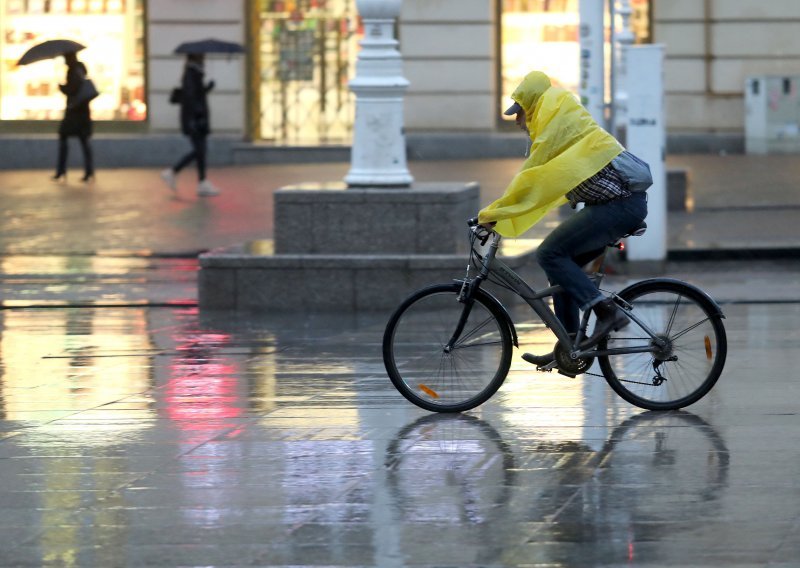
[54,134,68,178]
[173,147,196,173]
[550,246,607,334]
[524,244,607,365]
[193,134,207,181]
[551,288,580,336]
[173,134,202,174]
[538,196,646,310]
[194,135,220,195]
[79,135,94,179]
[161,136,197,192]
[537,195,647,346]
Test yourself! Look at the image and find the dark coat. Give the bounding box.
[180,62,213,137]
[58,62,92,138]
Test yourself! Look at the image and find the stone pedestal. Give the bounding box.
[198,182,537,311]
[274,182,476,255]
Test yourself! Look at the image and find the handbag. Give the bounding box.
[67,78,99,109]
[169,87,183,104]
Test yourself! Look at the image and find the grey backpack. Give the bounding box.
[611,151,653,192]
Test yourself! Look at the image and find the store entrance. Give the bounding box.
[252,0,361,145]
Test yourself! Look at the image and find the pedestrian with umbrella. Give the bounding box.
[18,39,97,183]
[160,39,244,197]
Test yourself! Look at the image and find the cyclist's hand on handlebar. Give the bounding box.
[468,217,496,246]
[467,216,496,230]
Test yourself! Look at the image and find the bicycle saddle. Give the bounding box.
[624,221,647,238]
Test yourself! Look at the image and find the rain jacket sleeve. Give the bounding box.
[478,86,623,238]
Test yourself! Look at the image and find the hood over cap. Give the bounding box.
[479,71,623,237]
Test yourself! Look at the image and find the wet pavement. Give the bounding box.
[0,303,799,566]
[2,153,800,258]
[1,156,800,566]
[2,155,800,309]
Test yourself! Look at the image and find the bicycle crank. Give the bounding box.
[554,342,594,378]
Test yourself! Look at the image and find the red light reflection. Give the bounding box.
[163,323,243,441]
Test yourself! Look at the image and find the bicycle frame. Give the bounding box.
[462,229,664,360]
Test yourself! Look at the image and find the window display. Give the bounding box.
[0,0,146,122]
[501,0,650,121]
[254,0,361,144]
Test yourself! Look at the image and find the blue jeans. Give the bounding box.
[536,193,648,334]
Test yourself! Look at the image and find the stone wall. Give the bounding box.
[656,0,800,135]
[146,0,247,135]
[399,1,498,132]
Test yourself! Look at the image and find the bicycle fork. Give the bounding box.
[445,230,501,352]
[444,296,475,353]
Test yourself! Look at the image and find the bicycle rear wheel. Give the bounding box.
[383,283,513,412]
[598,280,727,411]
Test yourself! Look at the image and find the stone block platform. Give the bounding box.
[198,181,539,310]
[273,182,479,255]
[198,239,539,311]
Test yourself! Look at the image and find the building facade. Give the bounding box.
[1,0,800,159]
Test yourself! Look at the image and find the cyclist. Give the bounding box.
[478,70,651,365]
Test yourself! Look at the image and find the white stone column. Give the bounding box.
[579,0,607,127]
[625,45,666,262]
[345,0,413,187]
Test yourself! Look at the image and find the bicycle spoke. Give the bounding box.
[665,293,682,336]
[385,286,511,411]
[453,315,497,348]
[599,283,726,410]
[670,316,713,341]
[452,340,505,349]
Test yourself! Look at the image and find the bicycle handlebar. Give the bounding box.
[468,217,496,247]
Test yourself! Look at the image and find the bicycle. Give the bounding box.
[383,218,727,413]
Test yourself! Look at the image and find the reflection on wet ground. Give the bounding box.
[0,303,799,566]
[0,255,198,308]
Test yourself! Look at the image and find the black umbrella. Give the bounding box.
[17,39,86,66]
[174,38,245,55]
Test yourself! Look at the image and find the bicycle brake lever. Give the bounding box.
[472,225,492,246]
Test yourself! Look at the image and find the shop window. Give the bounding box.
[500,0,650,121]
[0,0,146,123]
[252,0,361,144]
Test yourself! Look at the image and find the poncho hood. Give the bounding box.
[511,70,551,117]
[479,71,623,237]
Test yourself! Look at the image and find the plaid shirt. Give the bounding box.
[566,162,631,207]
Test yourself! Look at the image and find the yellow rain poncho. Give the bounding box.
[478,71,623,237]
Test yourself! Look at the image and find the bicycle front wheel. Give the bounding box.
[383,284,513,412]
[598,280,727,411]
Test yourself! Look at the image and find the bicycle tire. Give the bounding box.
[598,280,727,411]
[383,283,513,412]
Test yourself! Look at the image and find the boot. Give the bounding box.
[522,334,575,366]
[522,351,554,366]
[583,298,629,347]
